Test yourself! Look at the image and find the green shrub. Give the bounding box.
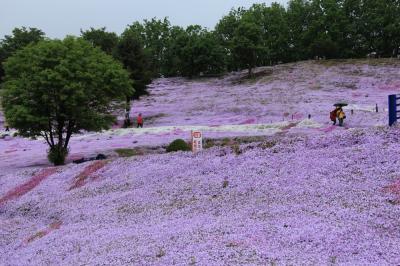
[47,146,69,165]
[115,148,137,157]
[166,139,190,153]
[232,144,241,155]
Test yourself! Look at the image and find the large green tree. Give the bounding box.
[80,27,119,55]
[215,8,246,71]
[126,18,171,77]
[171,25,226,77]
[116,28,152,99]
[232,16,264,76]
[358,0,400,57]
[248,3,291,64]
[1,37,133,165]
[0,27,45,82]
[162,26,186,76]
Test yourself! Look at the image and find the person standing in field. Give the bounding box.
[337,108,346,126]
[137,113,143,128]
[330,108,338,125]
[4,121,10,131]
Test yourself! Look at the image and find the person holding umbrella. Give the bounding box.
[330,108,338,125]
[334,102,347,127]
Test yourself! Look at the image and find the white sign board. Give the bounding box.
[191,130,203,152]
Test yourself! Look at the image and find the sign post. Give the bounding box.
[191,130,203,152]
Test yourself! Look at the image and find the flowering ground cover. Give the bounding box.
[1,127,400,265]
[1,59,400,264]
[0,168,58,206]
[1,59,399,170]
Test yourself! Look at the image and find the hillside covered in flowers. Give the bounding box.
[1,59,400,265]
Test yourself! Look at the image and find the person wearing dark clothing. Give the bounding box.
[330,108,338,125]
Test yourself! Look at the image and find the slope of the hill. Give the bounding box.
[1,59,400,264]
[1,59,399,170]
[1,127,400,265]
[131,59,400,127]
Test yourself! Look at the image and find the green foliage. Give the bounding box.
[215,8,246,71]
[2,1,399,84]
[116,28,152,99]
[48,146,69,165]
[115,148,138,157]
[177,26,226,77]
[126,18,171,77]
[286,0,311,61]
[166,139,191,153]
[0,27,45,82]
[162,26,187,77]
[1,37,133,165]
[80,27,119,55]
[232,17,264,76]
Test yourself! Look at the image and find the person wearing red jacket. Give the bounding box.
[330,107,338,125]
[137,113,143,128]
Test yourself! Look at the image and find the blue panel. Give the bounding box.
[389,94,397,126]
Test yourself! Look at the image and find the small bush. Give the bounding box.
[47,146,69,165]
[204,139,216,149]
[166,139,190,153]
[221,137,232,146]
[232,144,241,155]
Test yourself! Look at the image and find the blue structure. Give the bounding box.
[388,94,399,126]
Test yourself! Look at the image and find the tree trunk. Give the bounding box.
[248,67,253,78]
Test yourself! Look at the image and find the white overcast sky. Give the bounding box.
[1,0,287,39]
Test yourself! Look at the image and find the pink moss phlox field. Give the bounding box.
[69,160,108,190]
[0,168,58,206]
[1,127,400,264]
[1,61,400,264]
[23,221,62,245]
[1,61,399,169]
[383,178,400,202]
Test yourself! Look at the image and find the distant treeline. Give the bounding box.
[1,0,400,98]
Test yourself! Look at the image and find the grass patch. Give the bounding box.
[115,148,141,157]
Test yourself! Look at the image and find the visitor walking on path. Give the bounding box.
[137,113,143,128]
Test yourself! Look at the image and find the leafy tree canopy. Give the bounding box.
[116,29,152,99]
[0,27,45,82]
[1,37,133,164]
[80,27,119,55]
